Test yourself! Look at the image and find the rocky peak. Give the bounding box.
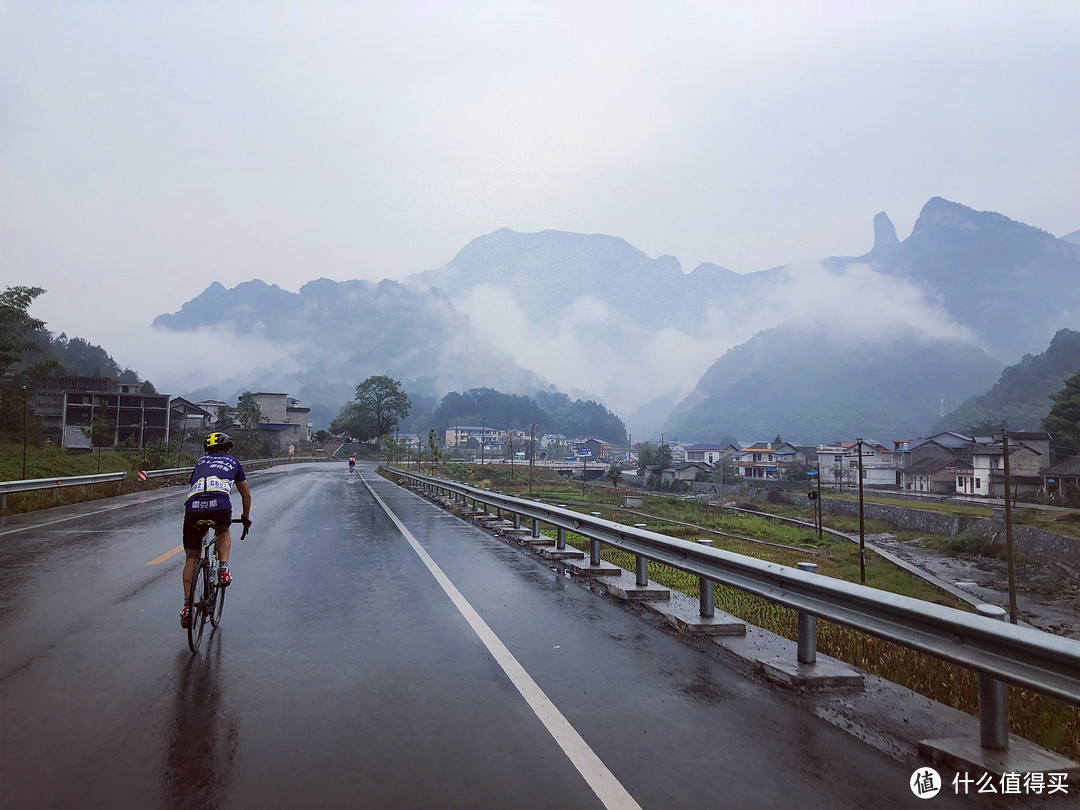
[873,212,900,251]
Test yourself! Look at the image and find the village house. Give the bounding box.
[906,456,970,494]
[685,443,740,466]
[959,441,1044,499]
[735,441,806,479]
[251,392,312,452]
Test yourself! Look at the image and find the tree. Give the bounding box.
[216,403,239,430]
[657,442,674,470]
[0,287,56,441]
[330,401,372,440]
[355,375,411,439]
[236,392,263,431]
[1044,370,1080,457]
[636,441,658,471]
[82,413,116,472]
[605,464,622,490]
[427,428,441,473]
[0,286,47,376]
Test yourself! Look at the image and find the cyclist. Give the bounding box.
[180,431,252,628]
[349,456,356,471]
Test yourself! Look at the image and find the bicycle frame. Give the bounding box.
[186,518,249,653]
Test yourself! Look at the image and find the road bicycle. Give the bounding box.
[186,518,250,653]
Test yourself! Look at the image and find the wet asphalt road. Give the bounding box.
[0,461,988,809]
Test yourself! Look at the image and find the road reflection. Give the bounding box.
[161,633,238,809]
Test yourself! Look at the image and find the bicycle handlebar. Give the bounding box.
[231,517,252,541]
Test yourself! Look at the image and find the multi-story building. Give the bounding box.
[444,425,503,449]
[735,441,806,479]
[251,392,311,452]
[684,443,740,466]
[33,375,171,450]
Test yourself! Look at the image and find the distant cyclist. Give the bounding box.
[349,456,356,471]
[180,432,252,628]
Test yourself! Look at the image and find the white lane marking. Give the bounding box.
[0,501,138,537]
[361,474,642,810]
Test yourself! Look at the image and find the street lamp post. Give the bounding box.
[22,385,29,480]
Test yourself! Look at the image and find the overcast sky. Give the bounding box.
[3,1,1079,383]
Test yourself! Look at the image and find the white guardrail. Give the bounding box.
[384,466,1080,760]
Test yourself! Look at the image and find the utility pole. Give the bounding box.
[1002,427,1018,624]
[857,437,866,585]
[480,416,486,466]
[529,423,536,495]
[815,455,823,543]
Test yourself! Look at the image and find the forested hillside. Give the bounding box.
[933,329,1080,434]
[422,387,627,444]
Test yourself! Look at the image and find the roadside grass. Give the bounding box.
[0,440,135,480]
[413,465,1079,760]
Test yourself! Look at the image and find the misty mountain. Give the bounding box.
[409,228,784,331]
[666,323,1002,445]
[931,328,1080,435]
[153,278,548,427]
[153,198,1079,443]
[852,198,1080,361]
[662,199,1080,443]
[1061,230,1080,246]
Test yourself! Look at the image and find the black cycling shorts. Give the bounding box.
[183,509,232,551]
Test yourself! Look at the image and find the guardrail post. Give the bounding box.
[589,513,603,565]
[532,517,540,539]
[513,512,521,530]
[634,524,649,586]
[698,539,714,617]
[797,562,818,664]
[977,604,1010,750]
[556,527,566,550]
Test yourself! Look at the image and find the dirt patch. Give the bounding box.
[870,533,1080,640]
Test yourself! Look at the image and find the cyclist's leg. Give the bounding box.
[216,528,231,563]
[210,510,233,585]
[182,549,200,598]
[181,513,207,598]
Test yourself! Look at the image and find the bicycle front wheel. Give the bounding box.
[209,575,225,627]
[187,561,208,653]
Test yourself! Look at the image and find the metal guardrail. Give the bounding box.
[0,472,127,495]
[383,467,1080,726]
[0,472,127,510]
[1,456,327,505]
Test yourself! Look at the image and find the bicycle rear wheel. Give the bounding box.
[209,573,225,627]
[187,561,208,653]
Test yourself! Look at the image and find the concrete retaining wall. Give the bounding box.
[959,520,1080,573]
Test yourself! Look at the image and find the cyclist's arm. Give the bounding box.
[236,479,252,518]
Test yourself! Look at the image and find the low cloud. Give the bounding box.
[450,261,978,426]
[100,321,303,399]
[770,261,977,343]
